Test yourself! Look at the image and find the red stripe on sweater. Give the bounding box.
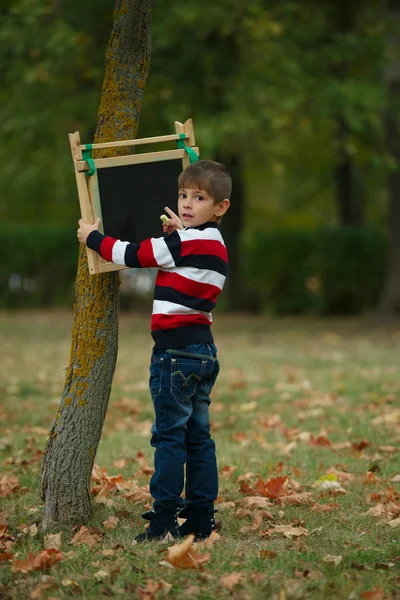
[100,237,117,262]
[181,239,228,262]
[137,238,158,267]
[151,313,212,331]
[156,270,220,301]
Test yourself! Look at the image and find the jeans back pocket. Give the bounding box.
[170,357,206,403]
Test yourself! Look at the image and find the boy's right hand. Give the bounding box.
[161,206,183,234]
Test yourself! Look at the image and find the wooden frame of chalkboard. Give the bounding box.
[69,119,198,275]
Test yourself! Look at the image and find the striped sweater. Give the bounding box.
[86,222,228,348]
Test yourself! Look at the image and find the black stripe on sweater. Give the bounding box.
[164,231,181,264]
[154,285,216,313]
[175,254,228,276]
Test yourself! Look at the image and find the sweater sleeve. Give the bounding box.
[86,229,181,269]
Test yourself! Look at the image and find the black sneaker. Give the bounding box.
[178,504,217,541]
[135,506,180,542]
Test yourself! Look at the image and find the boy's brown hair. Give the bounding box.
[178,160,232,204]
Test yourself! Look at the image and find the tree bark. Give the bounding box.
[334,116,365,226]
[39,0,152,529]
[378,2,400,314]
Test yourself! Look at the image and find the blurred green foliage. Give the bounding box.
[1,226,386,315]
[244,226,387,315]
[0,0,389,227]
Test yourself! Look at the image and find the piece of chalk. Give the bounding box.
[160,214,169,225]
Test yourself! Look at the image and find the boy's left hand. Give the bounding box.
[77,218,101,244]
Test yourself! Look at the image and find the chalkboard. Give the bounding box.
[70,119,198,273]
[97,159,183,243]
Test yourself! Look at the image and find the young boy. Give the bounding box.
[77,160,231,541]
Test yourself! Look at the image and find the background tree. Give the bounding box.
[39,0,152,529]
[379,0,400,314]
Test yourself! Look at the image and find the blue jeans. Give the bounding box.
[148,342,220,511]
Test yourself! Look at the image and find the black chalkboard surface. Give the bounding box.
[97,159,183,243]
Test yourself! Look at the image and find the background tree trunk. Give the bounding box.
[379,1,400,314]
[39,0,152,529]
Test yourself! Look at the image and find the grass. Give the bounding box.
[0,311,399,599]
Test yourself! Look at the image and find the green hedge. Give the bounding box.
[0,225,388,314]
[243,227,387,315]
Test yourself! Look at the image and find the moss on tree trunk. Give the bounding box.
[39,0,152,530]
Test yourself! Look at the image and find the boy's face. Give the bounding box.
[178,187,228,228]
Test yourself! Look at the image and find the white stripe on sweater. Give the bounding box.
[178,228,226,245]
[151,237,176,269]
[152,300,213,321]
[112,241,129,265]
[162,266,226,290]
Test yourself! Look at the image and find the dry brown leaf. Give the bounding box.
[94,569,109,581]
[31,581,57,599]
[386,517,400,528]
[220,572,244,591]
[12,548,64,573]
[203,530,221,547]
[361,588,384,600]
[0,552,13,562]
[0,475,19,497]
[259,549,277,559]
[239,497,273,510]
[69,525,102,547]
[325,468,355,483]
[138,579,172,600]
[239,510,275,534]
[323,554,342,566]
[310,502,340,513]
[44,533,62,551]
[165,535,210,569]
[221,465,237,478]
[123,486,152,504]
[103,516,120,530]
[261,524,308,538]
[277,493,313,506]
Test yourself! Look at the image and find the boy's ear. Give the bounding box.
[215,199,230,217]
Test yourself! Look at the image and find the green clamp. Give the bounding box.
[177,133,198,163]
[82,144,96,177]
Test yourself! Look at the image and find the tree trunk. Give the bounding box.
[334,116,365,226]
[39,0,152,529]
[378,2,400,314]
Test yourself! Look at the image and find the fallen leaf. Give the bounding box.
[44,533,62,551]
[386,517,400,528]
[165,535,210,569]
[390,474,400,483]
[138,579,172,600]
[221,465,237,478]
[239,497,273,510]
[323,554,342,566]
[31,581,57,599]
[310,502,340,513]
[325,468,355,483]
[278,493,313,506]
[103,516,119,530]
[220,572,244,591]
[256,476,288,498]
[240,510,275,533]
[69,525,102,547]
[352,440,370,452]
[361,587,384,600]
[0,475,20,497]
[12,548,64,573]
[94,570,109,581]
[261,524,308,538]
[0,552,13,562]
[259,549,277,559]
